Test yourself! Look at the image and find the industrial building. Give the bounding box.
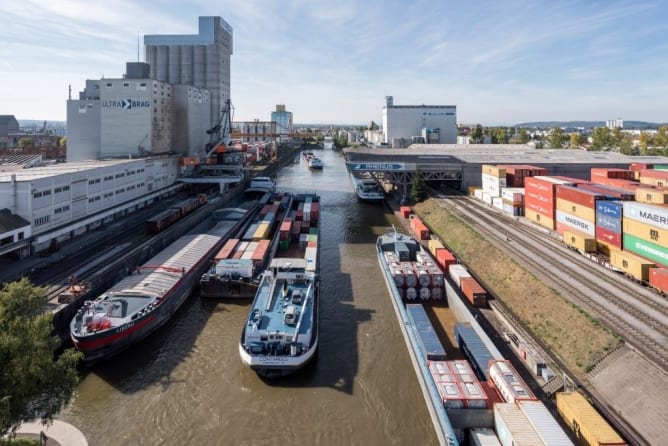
[271,105,293,135]
[0,115,20,137]
[382,96,457,147]
[144,16,233,131]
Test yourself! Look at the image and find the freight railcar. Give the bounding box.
[145,194,208,234]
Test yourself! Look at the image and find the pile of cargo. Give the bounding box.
[409,215,430,240]
[429,360,489,409]
[284,197,320,248]
[212,238,270,278]
[384,247,444,301]
[427,239,457,271]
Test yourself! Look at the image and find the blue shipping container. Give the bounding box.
[595,213,622,233]
[454,322,495,381]
[407,304,447,362]
[596,200,622,220]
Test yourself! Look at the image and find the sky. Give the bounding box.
[1,0,667,125]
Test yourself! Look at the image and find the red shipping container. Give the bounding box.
[436,249,456,271]
[215,238,239,261]
[251,239,271,261]
[649,268,668,294]
[629,162,653,171]
[640,169,668,181]
[595,226,622,249]
[590,167,634,180]
[280,219,292,233]
[578,183,635,201]
[480,381,503,407]
[556,185,605,208]
[594,177,640,191]
[400,206,412,218]
[460,276,487,307]
[414,223,430,240]
[524,194,554,218]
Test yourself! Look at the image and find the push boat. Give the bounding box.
[239,193,320,378]
[200,192,294,298]
[355,178,385,203]
[302,151,323,169]
[376,228,459,445]
[70,207,253,364]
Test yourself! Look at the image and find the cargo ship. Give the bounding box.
[200,192,294,298]
[350,172,385,203]
[302,151,323,169]
[239,193,320,377]
[70,207,253,364]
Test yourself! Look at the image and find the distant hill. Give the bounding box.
[514,121,667,130]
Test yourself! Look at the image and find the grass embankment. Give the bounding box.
[413,199,621,378]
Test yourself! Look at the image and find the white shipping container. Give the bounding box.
[241,241,258,260]
[502,202,523,216]
[215,259,254,277]
[489,360,535,404]
[623,201,668,232]
[305,246,317,272]
[525,347,547,376]
[494,403,544,446]
[482,191,495,204]
[474,188,485,200]
[469,428,502,446]
[518,400,574,446]
[482,173,507,196]
[492,197,504,210]
[501,187,525,203]
[555,210,595,236]
[448,264,471,287]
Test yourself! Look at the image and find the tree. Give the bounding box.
[655,126,668,150]
[590,127,612,151]
[547,127,565,149]
[410,170,427,203]
[0,278,82,437]
[569,133,582,149]
[638,131,653,155]
[471,124,483,143]
[494,127,509,144]
[518,129,530,144]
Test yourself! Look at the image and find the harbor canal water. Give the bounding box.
[58,149,438,445]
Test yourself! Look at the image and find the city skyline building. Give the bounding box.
[382,96,457,147]
[271,104,293,135]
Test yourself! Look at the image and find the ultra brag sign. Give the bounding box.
[102,99,150,110]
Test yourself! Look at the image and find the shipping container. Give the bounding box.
[596,213,622,234]
[501,187,525,203]
[429,360,450,380]
[449,264,471,287]
[460,276,488,307]
[428,239,445,257]
[556,198,596,222]
[214,238,239,261]
[497,165,548,187]
[469,428,502,446]
[250,239,270,262]
[447,359,477,382]
[591,167,634,180]
[400,205,412,218]
[579,183,635,201]
[524,346,547,376]
[524,207,555,230]
[518,400,574,446]
[623,218,668,246]
[406,304,447,361]
[595,227,622,250]
[458,380,489,409]
[494,403,544,446]
[434,378,466,409]
[635,186,668,204]
[649,267,668,294]
[639,169,668,187]
[480,380,504,406]
[609,247,656,281]
[592,177,640,191]
[489,360,536,404]
[435,249,457,271]
[556,392,627,446]
[482,173,506,196]
[596,200,623,220]
[629,162,653,171]
[622,233,668,269]
[563,230,597,253]
[482,164,506,178]
[556,185,607,208]
[555,210,595,236]
[454,322,495,381]
[623,201,668,232]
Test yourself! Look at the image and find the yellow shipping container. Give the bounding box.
[596,240,612,257]
[556,198,596,222]
[556,392,626,446]
[252,222,271,241]
[427,239,445,257]
[634,187,668,204]
[639,176,667,188]
[563,230,597,253]
[525,208,555,230]
[481,164,506,178]
[623,218,668,245]
[609,248,655,282]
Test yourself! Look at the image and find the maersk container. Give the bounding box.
[623,218,668,245]
[489,360,536,404]
[622,233,668,269]
[556,392,626,446]
[454,322,495,381]
[406,304,447,361]
[623,201,668,232]
[610,245,656,280]
[556,198,596,222]
[494,403,544,446]
[596,200,623,220]
[449,264,471,288]
[518,400,574,446]
[555,210,595,237]
[469,427,502,446]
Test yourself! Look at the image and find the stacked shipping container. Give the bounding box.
[524,176,583,230]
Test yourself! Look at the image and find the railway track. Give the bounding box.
[431,191,668,369]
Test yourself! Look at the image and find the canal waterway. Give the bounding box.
[59,149,438,445]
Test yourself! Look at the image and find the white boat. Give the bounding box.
[302,151,323,169]
[356,178,385,203]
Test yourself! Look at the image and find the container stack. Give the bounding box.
[622,201,668,268]
[555,185,607,237]
[428,360,489,409]
[279,218,292,250]
[481,165,507,204]
[497,165,548,187]
[638,169,668,188]
[501,187,525,217]
[524,176,583,230]
[594,201,623,255]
